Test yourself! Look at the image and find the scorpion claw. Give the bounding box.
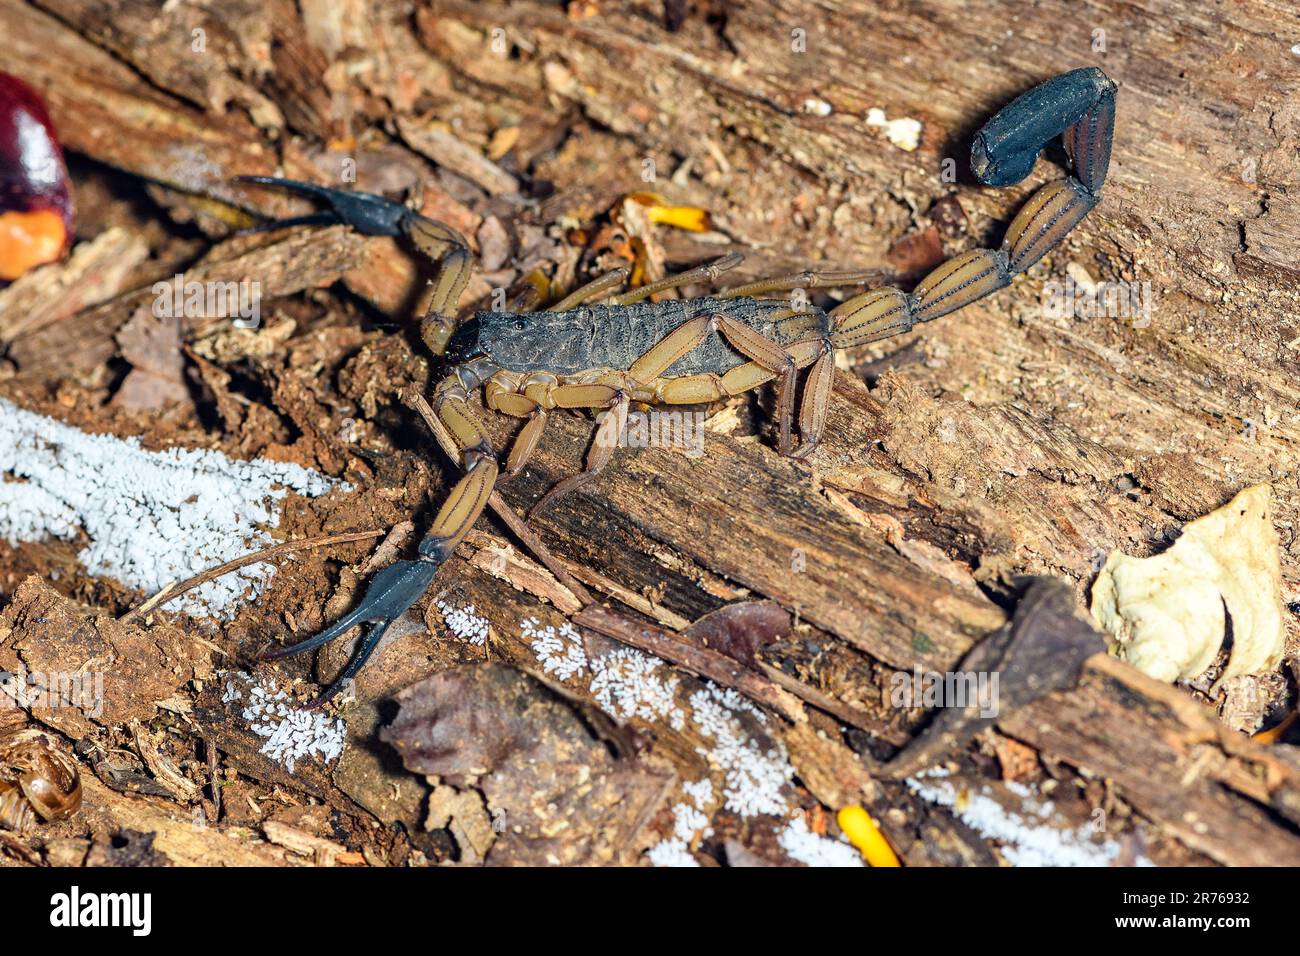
[233,175,414,237]
[261,558,441,707]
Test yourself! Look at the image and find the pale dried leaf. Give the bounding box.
[1091,484,1284,683]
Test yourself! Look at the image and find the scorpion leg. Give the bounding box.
[829,68,1115,347]
[529,312,717,515]
[711,315,839,457]
[546,267,630,311]
[627,313,718,383]
[233,176,472,356]
[711,314,801,455]
[788,338,836,459]
[510,282,545,314]
[607,253,743,305]
[715,268,884,300]
[485,381,552,477]
[506,408,549,475]
[528,391,630,517]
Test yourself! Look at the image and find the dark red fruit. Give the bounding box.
[0,72,73,281]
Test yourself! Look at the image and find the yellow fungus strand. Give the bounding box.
[646,205,713,232]
[837,805,901,867]
[1254,711,1298,745]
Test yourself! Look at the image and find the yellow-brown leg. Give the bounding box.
[607,253,743,306]
[790,340,835,459]
[650,362,778,404]
[711,314,830,456]
[627,314,717,385]
[506,409,549,476]
[547,266,630,312]
[715,267,884,300]
[528,389,630,517]
[485,378,552,477]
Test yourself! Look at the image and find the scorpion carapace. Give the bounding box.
[238,67,1117,705]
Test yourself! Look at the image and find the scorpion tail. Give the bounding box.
[829,68,1116,349]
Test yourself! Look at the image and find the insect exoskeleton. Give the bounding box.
[0,722,83,832]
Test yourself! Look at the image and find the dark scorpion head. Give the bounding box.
[447,309,596,376]
[444,310,552,367]
[443,312,485,366]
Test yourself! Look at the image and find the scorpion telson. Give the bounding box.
[239,67,1116,706]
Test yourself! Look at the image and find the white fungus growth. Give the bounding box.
[437,598,490,646]
[0,399,341,618]
[669,800,712,842]
[865,107,923,151]
[521,616,689,729]
[645,838,699,868]
[590,647,686,730]
[906,774,1151,867]
[523,616,589,680]
[682,777,714,808]
[221,671,345,773]
[517,614,797,856]
[689,685,792,817]
[647,778,714,868]
[779,816,864,867]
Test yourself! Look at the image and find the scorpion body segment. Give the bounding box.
[453,297,829,378]
[239,67,1118,705]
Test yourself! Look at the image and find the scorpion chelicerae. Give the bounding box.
[238,67,1116,704]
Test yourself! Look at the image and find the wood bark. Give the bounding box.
[1,0,1297,866]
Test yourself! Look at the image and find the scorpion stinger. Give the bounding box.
[234,68,1116,704]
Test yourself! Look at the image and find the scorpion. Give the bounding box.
[237,67,1116,705]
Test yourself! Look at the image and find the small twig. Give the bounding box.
[575,603,805,723]
[119,529,386,624]
[757,660,886,735]
[403,387,595,607]
[205,736,222,823]
[556,558,690,630]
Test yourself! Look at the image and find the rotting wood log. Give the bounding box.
[1,0,1297,867]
